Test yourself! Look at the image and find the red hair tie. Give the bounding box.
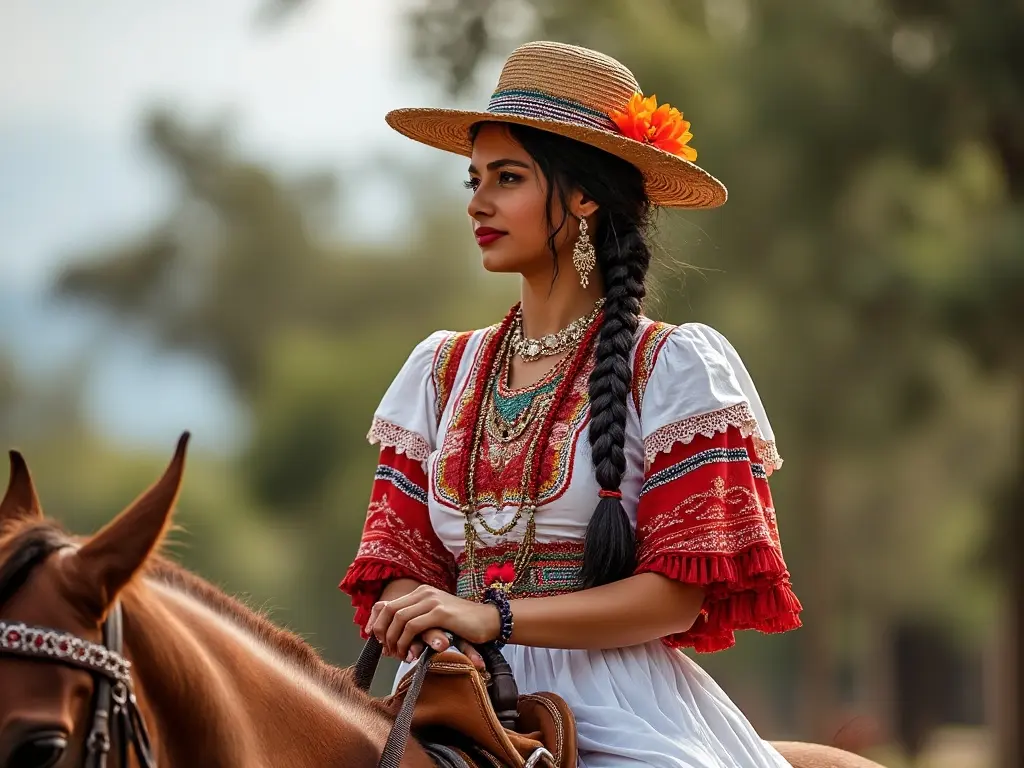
[598,489,623,500]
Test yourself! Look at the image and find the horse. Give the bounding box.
[0,433,884,768]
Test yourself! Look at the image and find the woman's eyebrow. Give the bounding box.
[467,158,532,174]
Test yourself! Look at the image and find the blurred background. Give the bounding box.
[1,1,1020,766]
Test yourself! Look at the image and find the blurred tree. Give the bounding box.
[54,110,498,400]
[53,109,507,502]
[0,352,16,435]
[0,347,289,620]
[50,106,514,670]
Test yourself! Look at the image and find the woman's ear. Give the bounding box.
[570,189,599,220]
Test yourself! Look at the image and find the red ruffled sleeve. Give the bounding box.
[338,446,457,635]
[635,426,802,653]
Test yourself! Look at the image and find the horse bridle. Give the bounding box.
[0,545,156,768]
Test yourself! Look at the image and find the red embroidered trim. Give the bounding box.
[635,427,800,652]
[667,580,803,653]
[522,316,603,504]
[431,325,500,508]
[339,560,418,635]
[631,319,675,415]
[339,447,457,635]
[432,330,472,426]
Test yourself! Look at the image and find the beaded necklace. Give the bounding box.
[484,328,570,466]
[461,303,604,598]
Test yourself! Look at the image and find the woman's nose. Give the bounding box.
[467,186,495,220]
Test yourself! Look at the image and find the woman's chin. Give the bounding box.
[480,250,526,274]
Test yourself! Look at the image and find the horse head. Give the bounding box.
[0,433,189,768]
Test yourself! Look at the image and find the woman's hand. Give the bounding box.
[365,585,500,668]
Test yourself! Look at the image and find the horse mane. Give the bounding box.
[0,520,380,708]
[0,521,68,607]
[142,552,363,696]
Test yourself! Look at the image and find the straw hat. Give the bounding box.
[386,41,727,209]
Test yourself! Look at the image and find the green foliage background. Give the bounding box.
[4,2,1022,765]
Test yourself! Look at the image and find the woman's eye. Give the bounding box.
[463,172,519,191]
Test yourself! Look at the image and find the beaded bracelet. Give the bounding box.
[482,587,515,650]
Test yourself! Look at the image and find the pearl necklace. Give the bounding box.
[511,299,605,363]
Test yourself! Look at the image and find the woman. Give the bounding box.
[339,41,801,767]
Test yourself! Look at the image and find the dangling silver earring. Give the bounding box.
[572,217,596,288]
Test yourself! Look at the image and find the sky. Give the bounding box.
[0,0,458,289]
[0,0,466,451]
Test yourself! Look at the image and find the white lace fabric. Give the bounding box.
[644,402,783,475]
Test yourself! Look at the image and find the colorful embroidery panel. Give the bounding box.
[635,426,801,653]
[338,446,457,632]
[456,540,585,601]
[432,329,595,511]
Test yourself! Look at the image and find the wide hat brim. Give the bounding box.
[385,107,728,210]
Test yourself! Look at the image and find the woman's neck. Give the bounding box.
[519,271,605,339]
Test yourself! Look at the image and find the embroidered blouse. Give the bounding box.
[339,319,801,652]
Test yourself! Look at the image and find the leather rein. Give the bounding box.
[0,544,156,768]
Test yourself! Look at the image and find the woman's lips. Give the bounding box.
[475,227,507,246]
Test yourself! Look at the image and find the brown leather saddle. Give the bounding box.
[351,636,577,768]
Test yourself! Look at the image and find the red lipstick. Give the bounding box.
[474,226,507,246]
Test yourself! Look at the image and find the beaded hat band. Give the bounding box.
[386,41,727,210]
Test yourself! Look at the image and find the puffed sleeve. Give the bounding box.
[635,323,801,653]
[338,331,460,634]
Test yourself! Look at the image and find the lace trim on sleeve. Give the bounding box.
[644,402,784,475]
[367,417,432,462]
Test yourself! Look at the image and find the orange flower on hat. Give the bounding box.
[609,93,697,161]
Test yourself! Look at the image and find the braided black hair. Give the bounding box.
[471,122,653,588]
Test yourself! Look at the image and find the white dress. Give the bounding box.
[340,317,800,768]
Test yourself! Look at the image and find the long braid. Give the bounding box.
[493,121,654,589]
[581,222,651,588]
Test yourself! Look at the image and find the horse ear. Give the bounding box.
[0,450,43,522]
[70,432,190,615]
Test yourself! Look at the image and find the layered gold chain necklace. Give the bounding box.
[484,301,603,465]
[484,335,568,466]
[461,302,604,598]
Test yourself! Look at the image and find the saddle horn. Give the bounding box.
[353,635,520,727]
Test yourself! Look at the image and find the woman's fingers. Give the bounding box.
[406,638,425,663]
[416,628,452,657]
[407,628,458,663]
[364,602,384,637]
[385,602,434,656]
[401,630,484,673]
[396,610,449,659]
[457,639,486,671]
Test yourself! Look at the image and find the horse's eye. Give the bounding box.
[9,731,67,768]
